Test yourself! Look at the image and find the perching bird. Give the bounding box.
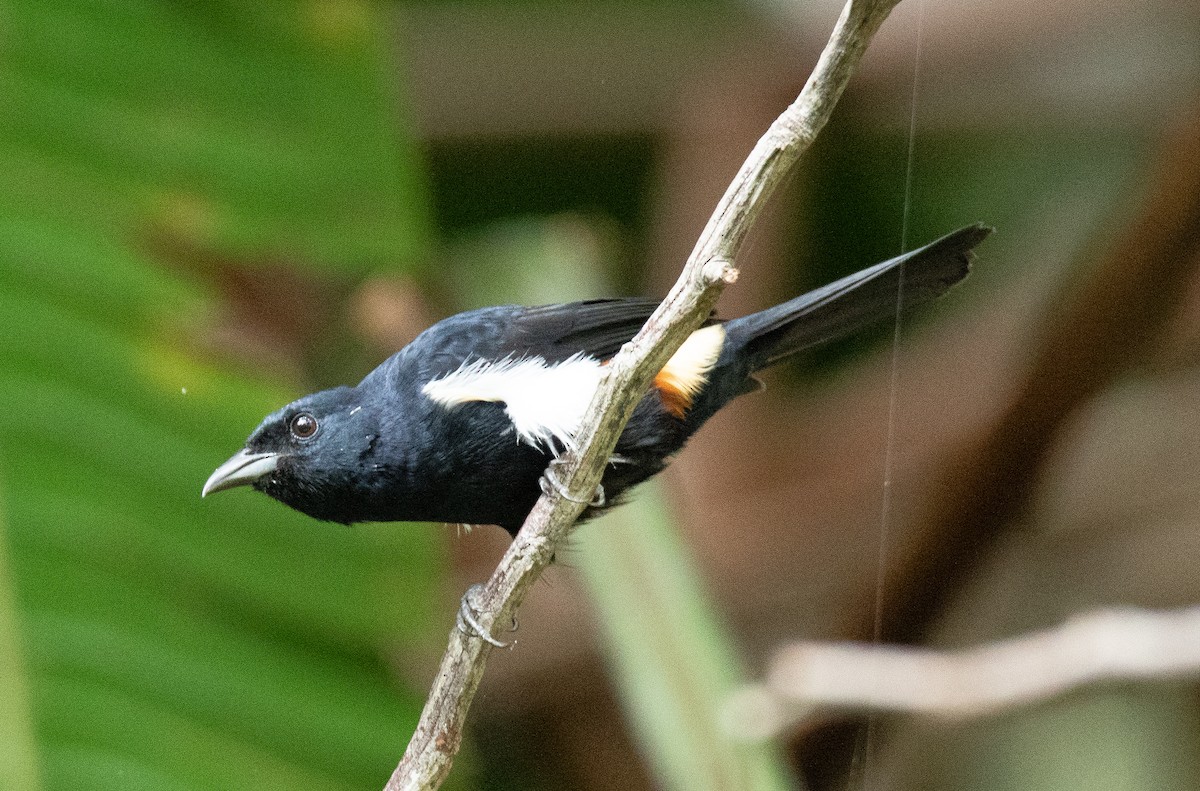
[204,224,990,536]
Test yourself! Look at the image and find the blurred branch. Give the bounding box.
[728,605,1200,738]
[383,0,903,788]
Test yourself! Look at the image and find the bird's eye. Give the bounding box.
[289,412,319,440]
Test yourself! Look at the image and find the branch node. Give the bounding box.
[703,256,739,284]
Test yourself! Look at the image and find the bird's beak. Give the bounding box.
[202,450,279,497]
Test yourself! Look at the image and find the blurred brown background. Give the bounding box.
[385,1,1200,788]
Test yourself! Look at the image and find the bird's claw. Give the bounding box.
[455,584,515,648]
[540,460,605,507]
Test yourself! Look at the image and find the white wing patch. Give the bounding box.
[422,324,726,449]
[422,354,604,449]
[657,324,725,400]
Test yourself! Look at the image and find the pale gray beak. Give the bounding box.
[202,450,279,497]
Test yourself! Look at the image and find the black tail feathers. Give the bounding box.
[726,223,991,372]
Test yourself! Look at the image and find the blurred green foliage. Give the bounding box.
[2,0,430,269]
[0,1,448,789]
[579,488,795,791]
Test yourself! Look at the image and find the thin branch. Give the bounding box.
[725,605,1200,740]
[384,1,903,788]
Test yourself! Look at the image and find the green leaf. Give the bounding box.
[2,0,432,273]
[0,2,451,789]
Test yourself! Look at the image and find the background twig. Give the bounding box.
[385,1,903,787]
[727,605,1200,737]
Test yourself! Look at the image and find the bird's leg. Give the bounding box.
[455,584,514,648]
[540,457,605,507]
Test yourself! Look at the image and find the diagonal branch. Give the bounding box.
[384,1,904,788]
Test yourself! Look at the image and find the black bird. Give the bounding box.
[204,225,990,536]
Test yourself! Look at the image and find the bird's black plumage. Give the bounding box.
[204,224,991,535]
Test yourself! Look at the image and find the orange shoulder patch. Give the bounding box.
[652,325,725,418]
[654,369,693,418]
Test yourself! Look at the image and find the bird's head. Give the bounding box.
[202,385,380,523]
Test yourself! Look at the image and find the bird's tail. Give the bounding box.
[723,223,992,373]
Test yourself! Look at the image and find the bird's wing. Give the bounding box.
[503,298,664,362]
[414,298,722,450]
[407,298,669,383]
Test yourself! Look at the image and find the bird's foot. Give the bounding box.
[455,584,516,648]
[540,459,605,507]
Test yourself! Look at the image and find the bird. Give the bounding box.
[204,224,991,538]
